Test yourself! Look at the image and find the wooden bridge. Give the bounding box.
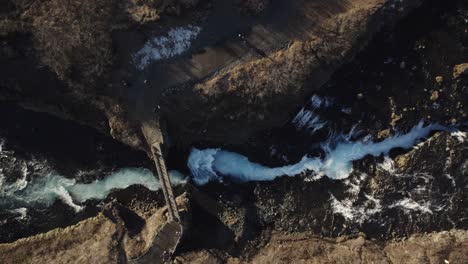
[150,143,180,222]
[134,120,183,263]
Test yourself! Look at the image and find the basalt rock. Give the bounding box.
[453,63,468,79]
[250,131,468,239]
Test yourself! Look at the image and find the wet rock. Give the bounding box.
[390,112,402,128]
[125,1,160,24]
[400,61,406,69]
[247,131,468,240]
[377,129,391,139]
[107,105,145,151]
[237,0,270,15]
[430,90,439,101]
[453,63,468,79]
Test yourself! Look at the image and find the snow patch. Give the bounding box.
[133,25,201,69]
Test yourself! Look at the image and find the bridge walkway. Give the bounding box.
[133,120,182,263]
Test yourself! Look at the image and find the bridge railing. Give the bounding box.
[150,143,180,222]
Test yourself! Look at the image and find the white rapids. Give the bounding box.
[0,166,186,212]
[188,121,446,185]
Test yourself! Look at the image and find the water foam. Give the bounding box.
[9,208,28,221]
[330,193,383,223]
[188,122,445,184]
[0,139,5,189]
[451,131,467,142]
[389,198,433,214]
[188,149,322,185]
[292,95,332,133]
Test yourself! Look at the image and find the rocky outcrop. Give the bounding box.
[237,0,270,15]
[1,1,139,150]
[453,63,468,79]
[0,212,125,264]
[161,0,424,145]
[0,0,205,150]
[0,194,189,263]
[317,0,468,136]
[250,130,468,239]
[174,230,468,263]
[1,0,427,150]
[253,230,468,264]
[2,187,466,264]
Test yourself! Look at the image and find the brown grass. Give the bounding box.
[23,0,115,83]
